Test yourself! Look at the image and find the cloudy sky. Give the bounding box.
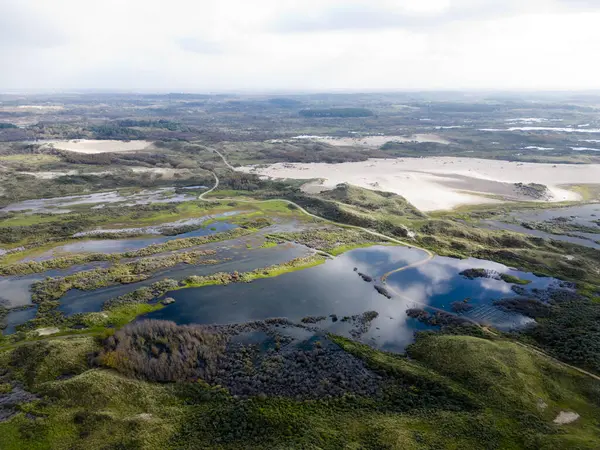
[2,0,600,91]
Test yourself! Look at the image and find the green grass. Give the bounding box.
[81,303,165,329]
[3,331,599,449]
[564,184,600,202]
[500,273,532,285]
[181,254,327,289]
[329,242,392,256]
[267,228,384,255]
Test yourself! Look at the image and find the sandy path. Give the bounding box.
[240,157,600,211]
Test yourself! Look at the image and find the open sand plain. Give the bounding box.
[42,139,153,154]
[241,157,600,211]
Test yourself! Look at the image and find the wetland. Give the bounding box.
[1,91,600,450]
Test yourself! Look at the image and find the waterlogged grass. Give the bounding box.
[328,242,394,256]
[0,225,266,276]
[181,254,327,289]
[30,250,218,304]
[266,228,384,255]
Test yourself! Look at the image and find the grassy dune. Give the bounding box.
[1,332,599,449]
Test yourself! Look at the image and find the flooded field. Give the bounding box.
[1,235,571,351]
[485,203,600,250]
[484,221,600,250]
[26,221,238,262]
[0,262,111,308]
[1,187,203,214]
[508,204,600,228]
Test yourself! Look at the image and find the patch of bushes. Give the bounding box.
[96,320,227,382]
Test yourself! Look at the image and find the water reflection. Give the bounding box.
[143,246,549,352]
[386,256,549,330]
[58,244,311,316]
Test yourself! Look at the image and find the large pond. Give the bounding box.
[0,220,309,333]
[57,243,311,317]
[3,242,566,347]
[141,246,550,352]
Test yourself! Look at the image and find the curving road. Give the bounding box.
[199,171,219,200]
[198,148,600,382]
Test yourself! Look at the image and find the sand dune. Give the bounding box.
[43,139,153,154]
[241,157,599,211]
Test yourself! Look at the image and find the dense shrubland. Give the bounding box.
[97,320,227,382]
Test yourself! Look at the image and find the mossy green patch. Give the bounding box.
[500,273,532,285]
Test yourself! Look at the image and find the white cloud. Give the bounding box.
[1,0,600,91]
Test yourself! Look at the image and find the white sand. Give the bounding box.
[292,134,450,147]
[36,327,60,336]
[43,139,153,154]
[553,411,580,425]
[240,157,600,211]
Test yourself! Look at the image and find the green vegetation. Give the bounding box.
[516,290,600,374]
[30,250,218,305]
[182,254,326,288]
[520,219,600,237]
[1,329,599,449]
[3,92,600,448]
[499,273,532,285]
[267,227,386,255]
[565,184,600,202]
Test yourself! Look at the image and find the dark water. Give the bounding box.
[3,308,37,334]
[57,244,311,316]
[0,262,110,309]
[0,223,303,332]
[141,246,546,352]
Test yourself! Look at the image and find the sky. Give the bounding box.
[2,0,600,91]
